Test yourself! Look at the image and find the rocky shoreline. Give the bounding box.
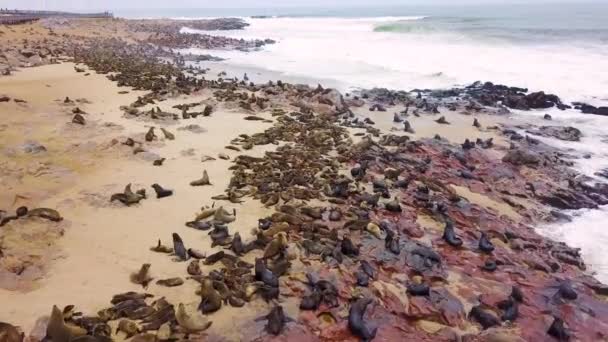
[1,16,607,342]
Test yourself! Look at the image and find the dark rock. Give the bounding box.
[502,149,541,166]
[527,126,582,142]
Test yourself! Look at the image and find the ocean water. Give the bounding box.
[145,4,608,283]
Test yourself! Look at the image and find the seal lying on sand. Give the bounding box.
[111,184,146,206]
[190,170,211,186]
[151,184,173,198]
[130,264,153,289]
[176,303,212,332]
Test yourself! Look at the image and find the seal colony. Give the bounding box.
[1,15,608,342]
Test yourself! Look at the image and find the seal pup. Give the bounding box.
[478,232,495,253]
[199,279,222,314]
[172,233,189,261]
[130,264,153,289]
[547,317,570,341]
[160,128,175,140]
[393,113,403,123]
[150,240,173,253]
[443,221,463,247]
[256,306,292,336]
[469,305,500,330]
[116,319,140,339]
[263,232,288,260]
[46,305,87,342]
[190,170,211,186]
[153,158,165,166]
[435,116,450,124]
[348,298,377,342]
[145,127,156,142]
[473,118,481,128]
[407,282,430,296]
[187,260,202,275]
[111,184,144,206]
[151,184,173,198]
[341,236,359,257]
[255,258,279,287]
[72,114,86,125]
[384,229,401,255]
[156,278,184,287]
[0,322,23,342]
[403,120,415,133]
[229,232,245,255]
[176,303,212,332]
[498,297,518,322]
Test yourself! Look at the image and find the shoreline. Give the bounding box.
[1,16,608,342]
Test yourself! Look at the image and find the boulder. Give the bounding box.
[502,149,541,166]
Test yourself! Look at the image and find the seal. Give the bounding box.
[479,232,495,254]
[156,277,184,287]
[255,258,279,287]
[384,197,402,212]
[172,233,189,261]
[403,120,415,133]
[256,306,292,336]
[385,229,401,255]
[72,114,86,125]
[263,232,288,259]
[188,249,206,259]
[151,184,173,199]
[482,260,497,272]
[341,236,359,257]
[198,279,222,314]
[556,281,578,300]
[443,220,462,247]
[176,303,212,333]
[473,118,481,128]
[145,127,156,142]
[116,319,140,339]
[187,260,201,276]
[190,170,211,186]
[27,208,63,222]
[547,317,570,341]
[348,298,377,342]
[160,128,175,140]
[435,116,450,124]
[498,298,518,322]
[47,305,87,342]
[469,305,500,330]
[393,113,403,123]
[355,270,369,287]
[407,282,430,296]
[0,322,23,342]
[153,158,165,166]
[186,220,212,231]
[130,264,153,289]
[150,239,173,254]
[229,232,245,255]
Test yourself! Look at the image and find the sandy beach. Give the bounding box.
[1,15,608,342]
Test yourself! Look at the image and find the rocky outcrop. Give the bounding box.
[573,102,608,116]
[527,126,582,141]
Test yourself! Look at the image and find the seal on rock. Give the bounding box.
[348,298,377,342]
